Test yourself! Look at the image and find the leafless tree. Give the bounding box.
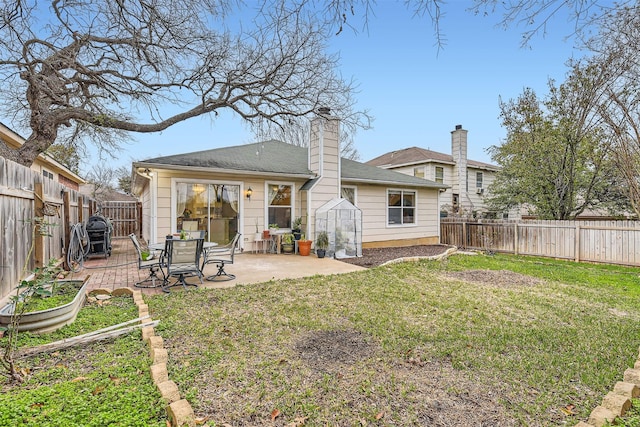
[251,115,362,160]
[0,0,369,167]
[568,4,640,216]
[0,0,629,169]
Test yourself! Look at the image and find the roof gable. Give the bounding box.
[366,146,499,171]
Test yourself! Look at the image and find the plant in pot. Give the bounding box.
[298,234,312,256]
[315,231,329,258]
[292,217,303,240]
[281,233,295,253]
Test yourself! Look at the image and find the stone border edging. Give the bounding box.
[378,245,458,267]
[88,287,196,427]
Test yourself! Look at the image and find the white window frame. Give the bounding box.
[265,181,295,230]
[435,166,444,184]
[170,178,245,235]
[386,188,417,227]
[476,172,484,189]
[341,185,357,205]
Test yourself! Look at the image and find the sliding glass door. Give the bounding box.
[175,182,239,244]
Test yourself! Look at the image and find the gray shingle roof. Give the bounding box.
[141,140,312,175]
[138,140,447,189]
[366,146,499,171]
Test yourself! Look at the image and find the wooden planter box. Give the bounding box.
[0,279,88,334]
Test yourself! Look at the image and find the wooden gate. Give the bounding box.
[100,201,141,237]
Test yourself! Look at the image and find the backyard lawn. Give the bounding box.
[148,253,640,426]
[2,252,640,426]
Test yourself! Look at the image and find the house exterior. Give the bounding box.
[0,122,85,190]
[131,114,447,252]
[366,125,500,218]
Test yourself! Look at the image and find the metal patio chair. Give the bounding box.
[162,237,204,292]
[129,233,165,288]
[204,233,241,282]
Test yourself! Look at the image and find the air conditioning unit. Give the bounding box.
[476,187,484,194]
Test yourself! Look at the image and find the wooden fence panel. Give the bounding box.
[100,201,140,237]
[0,157,99,300]
[441,218,640,267]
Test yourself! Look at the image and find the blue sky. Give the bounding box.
[85,2,581,175]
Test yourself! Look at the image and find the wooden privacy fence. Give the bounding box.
[100,201,141,237]
[0,157,102,300]
[440,218,640,267]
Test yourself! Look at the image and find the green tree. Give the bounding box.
[487,83,611,219]
[44,143,81,175]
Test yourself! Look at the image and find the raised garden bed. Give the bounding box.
[0,278,88,334]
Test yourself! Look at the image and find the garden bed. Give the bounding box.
[0,279,88,333]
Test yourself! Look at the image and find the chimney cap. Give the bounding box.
[455,124,462,130]
[317,107,331,115]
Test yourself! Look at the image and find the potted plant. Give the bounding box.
[292,217,302,240]
[315,231,329,258]
[298,234,312,256]
[281,233,295,254]
[269,223,280,234]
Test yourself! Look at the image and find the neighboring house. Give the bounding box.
[79,184,138,203]
[131,114,447,254]
[366,125,500,218]
[0,122,85,190]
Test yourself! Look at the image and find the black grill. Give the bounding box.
[86,214,112,258]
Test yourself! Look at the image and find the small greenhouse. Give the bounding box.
[315,198,362,259]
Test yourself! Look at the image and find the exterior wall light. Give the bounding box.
[246,187,252,200]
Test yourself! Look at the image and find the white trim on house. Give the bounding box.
[386,187,418,228]
[137,162,314,180]
[264,180,296,230]
[170,177,246,248]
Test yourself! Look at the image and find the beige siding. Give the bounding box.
[357,184,440,245]
[150,168,311,250]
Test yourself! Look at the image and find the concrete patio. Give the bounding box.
[73,238,366,295]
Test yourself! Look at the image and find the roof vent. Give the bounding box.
[318,107,331,115]
[455,124,462,130]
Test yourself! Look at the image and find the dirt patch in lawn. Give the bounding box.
[443,269,544,288]
[339,245,452,268]
[291,329,516,426]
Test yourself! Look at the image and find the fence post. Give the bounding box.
[62,190,71,270]
[575,224,580,262]
[33,182,45,269]
[514,222,518,255]
[462,221,467,248]
[78,195,84,224]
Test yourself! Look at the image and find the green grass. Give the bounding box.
[0,296,167,426]
[3,254,640,426]
[147,253,640,426]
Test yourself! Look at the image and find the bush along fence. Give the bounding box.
[0,157,100,301]
[440,218,640,267]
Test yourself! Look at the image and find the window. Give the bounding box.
[341,186,356,205]
[268,184,292,228]
[174,181,240,244]
[435,166,444,183]
[476,172,483,189]
[388,190,415,225]
[42,169,53,180]
[413,167,424,178]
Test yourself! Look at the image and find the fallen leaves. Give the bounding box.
[560,404,576,416]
